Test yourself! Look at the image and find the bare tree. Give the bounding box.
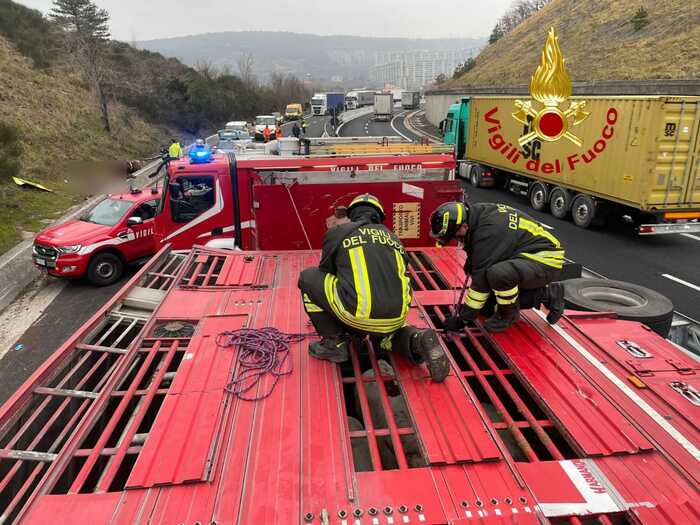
[50,0,112,133]
[237,52,256,86]
[489,0,552,44]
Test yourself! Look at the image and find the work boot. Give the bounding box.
[412,329,450,383]
[309,336,349,363]
[544,282,565,324]
[484,303,520,333]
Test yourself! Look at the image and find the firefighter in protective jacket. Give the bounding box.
[429,201,565,332]
[298,194,450,382]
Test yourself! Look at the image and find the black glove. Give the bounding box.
[444,305,480,331]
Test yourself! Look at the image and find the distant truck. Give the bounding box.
[325,92,345,116]
[402,91,421,109]
[442,95,700,234]
[357,90,376,107]
[344,91,359,110]
[310,93,326,116]
[373,92,394,121]
[33,187,161,285]
[284,103,303,121]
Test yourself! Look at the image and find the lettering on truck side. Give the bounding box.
[571,459,608,495]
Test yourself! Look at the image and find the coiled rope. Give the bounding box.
[216,328,311,401]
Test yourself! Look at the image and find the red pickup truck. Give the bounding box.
[32,188,161,285]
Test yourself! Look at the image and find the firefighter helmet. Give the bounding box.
[347,193,385,222]
[429,201,469,246]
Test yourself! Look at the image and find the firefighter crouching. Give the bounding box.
[429,201,565,333]
[298,194,450,382]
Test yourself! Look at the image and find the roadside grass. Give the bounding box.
[0,184,79,254]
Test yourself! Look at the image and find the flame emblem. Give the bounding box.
[512,27,589,147]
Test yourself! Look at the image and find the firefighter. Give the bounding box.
[275,123,283,139]
[263,125,271,143]
[301,119,308,135]
[298,194,450,382]
[168,138,182,159]
[429,201,565,332]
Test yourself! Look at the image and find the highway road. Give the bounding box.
[0,109,697,404]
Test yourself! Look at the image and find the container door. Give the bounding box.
[649,99,700,207]
[682,100,700,206]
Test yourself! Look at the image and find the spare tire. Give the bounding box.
[561,278,674,337]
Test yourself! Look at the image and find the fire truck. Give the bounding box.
[0,139,697,524]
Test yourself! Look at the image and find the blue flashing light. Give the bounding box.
[189,144,213,164]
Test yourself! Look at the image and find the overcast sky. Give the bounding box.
[19,0,512,41]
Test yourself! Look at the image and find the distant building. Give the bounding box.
[370,49,478,89]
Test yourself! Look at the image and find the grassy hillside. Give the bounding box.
[0,35,168,253]
[448,0,699,87]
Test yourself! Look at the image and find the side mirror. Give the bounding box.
[127,216,143,226]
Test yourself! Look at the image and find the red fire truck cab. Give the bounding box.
[155,149,461,251]
[33,188,161,285]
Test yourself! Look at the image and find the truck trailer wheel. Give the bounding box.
[87,252,124,286]
[529,182,549,212]
[549,187,571,219]
[469,165,483,188]
[571,194,597,228]
[562,278,674,337]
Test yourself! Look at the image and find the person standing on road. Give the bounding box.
[263,125,271,143]
[429,201,566,332]
[298,194,450,382]
[275,123,283,139]
[292,121,301,138]
[168,138,182,159]
[301,119,308,135]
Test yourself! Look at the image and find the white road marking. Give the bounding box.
[662,274,700,292]
[390,111,413,141]
[0,279,67,361]
[681,233,700,242]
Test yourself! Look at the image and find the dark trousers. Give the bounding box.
[298,267,421,364]
[482,258,561,315]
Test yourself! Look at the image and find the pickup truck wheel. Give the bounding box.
[549,187,571,219]
[469,165,483,187]
[87,252,123,286]
[571,194,596,228]
[562,278,674,337]
[529,182,548,212]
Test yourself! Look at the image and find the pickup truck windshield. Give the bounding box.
[81,198,132,226]
[256,117,276,126]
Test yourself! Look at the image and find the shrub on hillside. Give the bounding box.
[0,121,23,182]
[0,0,60,68]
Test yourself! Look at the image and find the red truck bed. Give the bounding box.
[0,247,698,524]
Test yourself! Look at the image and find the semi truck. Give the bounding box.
[310,93,326,115]
[402,91,421,110]
[357,90,376,107]
[311,92,345,116]
[373,92,394,122]
[443,95,700,234]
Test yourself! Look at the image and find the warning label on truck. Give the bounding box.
[393,202,420,239]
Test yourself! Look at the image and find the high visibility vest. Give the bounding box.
[263,128,270,137]
[275,127,282,137]
[168,142,182,158]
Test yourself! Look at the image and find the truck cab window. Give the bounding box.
[133,199,159,221]
[170,176,215,223]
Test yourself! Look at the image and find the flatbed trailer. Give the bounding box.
[0,246,698,524]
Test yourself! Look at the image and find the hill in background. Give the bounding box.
[137,31,485,86]
[447,0,699,87]
[0,35,168,253]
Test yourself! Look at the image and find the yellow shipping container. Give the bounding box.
[465,96,700,214]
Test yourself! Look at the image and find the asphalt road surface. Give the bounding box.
[1,109,697,404]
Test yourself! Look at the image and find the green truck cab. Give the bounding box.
[442,97,470,160]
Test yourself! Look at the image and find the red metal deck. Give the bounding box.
[1,247,698,524]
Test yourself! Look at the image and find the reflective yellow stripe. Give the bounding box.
[324,274,405,333]
[520,251,565,269]
[394,250,411,318]
[467,289,490,301]
[349,247,371,318]
[494,285,519,297]
[518,217,561,248]
[465,296,486,309]
[456,203,463,225]
[304,303,323,313]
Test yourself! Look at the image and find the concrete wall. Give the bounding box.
[424,79,700,127]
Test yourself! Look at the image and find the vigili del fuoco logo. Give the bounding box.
[485,27,618,175]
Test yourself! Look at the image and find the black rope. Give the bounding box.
[216,328,312,401]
